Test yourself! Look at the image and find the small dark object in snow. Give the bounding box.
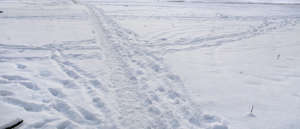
[0,119,23,129]
[277,54,280,60]
[247,105,256,117]
[160,38,167,41]
[0,11,3,13]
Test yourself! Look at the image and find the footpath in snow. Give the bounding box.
[0,0,227,129]
[96,1,300,129]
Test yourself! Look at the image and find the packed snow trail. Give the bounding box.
[72,1,228,128]
[0,0,227,129]
[95,1,300,129]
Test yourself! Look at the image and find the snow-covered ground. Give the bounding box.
[96,1,300,129]
[0,0,226,129]
[0,0,299,129]
[185,0,300,4]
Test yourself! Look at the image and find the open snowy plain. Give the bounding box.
[0,0,300,129]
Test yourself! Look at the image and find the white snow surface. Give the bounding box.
[0,0,226,129]
[0,0,300,129]
[96,1,300,129]
[185,0,300,4]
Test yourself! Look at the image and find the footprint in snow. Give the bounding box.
[0,79,10,84]
[56,120,77,129]
[39,70,52,77]
[77,107,102,124]
[27,118,58,128]
[3,97,45,112]
[1,75,28,81]
[16,64,26,69]
[52,100,84,123]
[0,90,14,96]
[19,82,40,91]
[48,88,65,98]
[58,80,78,89]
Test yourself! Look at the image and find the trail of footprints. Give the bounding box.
[0,74,47,113]
[47,40,117,128]
[87,7,224,129]
[146,17,299,55]
[0,4,252,129]
[50,51,116,128]
[0,39,116,128]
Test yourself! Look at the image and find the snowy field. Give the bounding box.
[0,0,300,129]
[96,1,300,129]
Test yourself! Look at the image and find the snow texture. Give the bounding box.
[1,0,299,129]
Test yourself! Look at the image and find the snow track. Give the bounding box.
[74,1,227,128]
[86,1,300,129]
[0,0,227,129]
[148,18,299,55]
[98,1,300,56]
[1,0,299,129]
